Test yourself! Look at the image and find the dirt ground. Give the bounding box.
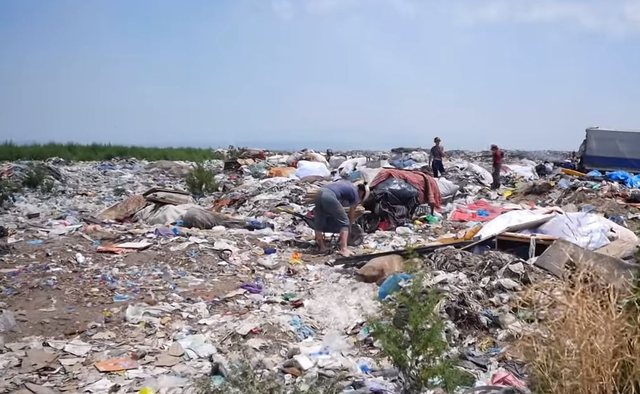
[0,235,250,341]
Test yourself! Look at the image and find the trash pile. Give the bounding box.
[0,147,639,393]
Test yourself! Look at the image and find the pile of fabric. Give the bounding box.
[363,169,441,230]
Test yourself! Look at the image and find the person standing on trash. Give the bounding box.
[490,144,503,189]
[313,180,369,257]
[430,137,446,178]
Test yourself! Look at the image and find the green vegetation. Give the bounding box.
[20,164,55,193]
[371,275,473,393]
[0,142,224,162]
[22,164,48,189]
[0,164,57,205]
[185,163,218,196]
[0,180,21,205]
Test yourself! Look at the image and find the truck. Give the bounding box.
[579,127,640,172]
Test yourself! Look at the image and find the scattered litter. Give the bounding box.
[154,353,182,367]
[1,149,638,393]
[378,273,412,300]
[63,340,92,357]
[240,282,263,294]
[0,310,16,333]
[116,241,153,250]
[94,357,138,372]
[289,316,315,341]
[22,349,58,372]
[177,334,217,359]
[83,378,116,392]
[24,382,58,394]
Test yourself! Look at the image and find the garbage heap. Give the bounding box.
[0,149,638,393]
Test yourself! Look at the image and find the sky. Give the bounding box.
[1,0,639,151]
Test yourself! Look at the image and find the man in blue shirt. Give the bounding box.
[313,181,369,256]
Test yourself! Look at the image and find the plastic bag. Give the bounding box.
[378,273,412,300]
[295,161,330,178]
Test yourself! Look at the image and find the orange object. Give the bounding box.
[211,198,232,211]
[560,168,586,177]
[289,251,302,264]
[268,167,296,178]
[94,357,138,372]
[96,245,126,254]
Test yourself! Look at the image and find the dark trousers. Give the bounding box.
[432,159,445,178]
[491,164,501,189]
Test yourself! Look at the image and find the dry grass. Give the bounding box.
[517,271,640,394]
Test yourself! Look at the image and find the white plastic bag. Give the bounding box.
[295,160,330,178]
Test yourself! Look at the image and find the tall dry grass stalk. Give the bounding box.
[517,271,640,394]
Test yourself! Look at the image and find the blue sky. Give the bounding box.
[1,0,639,150]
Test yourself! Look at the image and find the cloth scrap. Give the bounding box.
[450,200,505,222]
[370,169,442,208]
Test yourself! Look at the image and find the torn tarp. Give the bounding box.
[370,168,441,208]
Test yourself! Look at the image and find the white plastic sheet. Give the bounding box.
[295,160,330,178]
[436,177,460,199]
[528,212,638,250]
[477,210,639,251]
[464,162,493,186]
[408,151,429,163]
[134,203,199,225]
[477,210,556,239]
[338,157,367,177]
[504,164,538,180]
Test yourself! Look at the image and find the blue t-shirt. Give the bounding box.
[325,181,359,207]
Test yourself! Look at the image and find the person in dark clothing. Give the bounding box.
[326,149,333,161]
[490,144,503,190]
[430,137,446,178]
[313,181,369,256]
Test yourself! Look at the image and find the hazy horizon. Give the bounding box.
[2,1,639,151]
[1,138,581,153]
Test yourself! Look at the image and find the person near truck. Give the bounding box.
[313,180,369,257]
[491,144,503,190]
[430,137,446,178]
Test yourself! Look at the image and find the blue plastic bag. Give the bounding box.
[586,170,602,177]
[378,273,412,300]
[631,175,640,188]
[606,171,640,188]
[558,178,571,189]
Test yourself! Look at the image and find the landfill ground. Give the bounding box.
[1,151,640,393]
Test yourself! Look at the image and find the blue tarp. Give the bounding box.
[606,170,640,188]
